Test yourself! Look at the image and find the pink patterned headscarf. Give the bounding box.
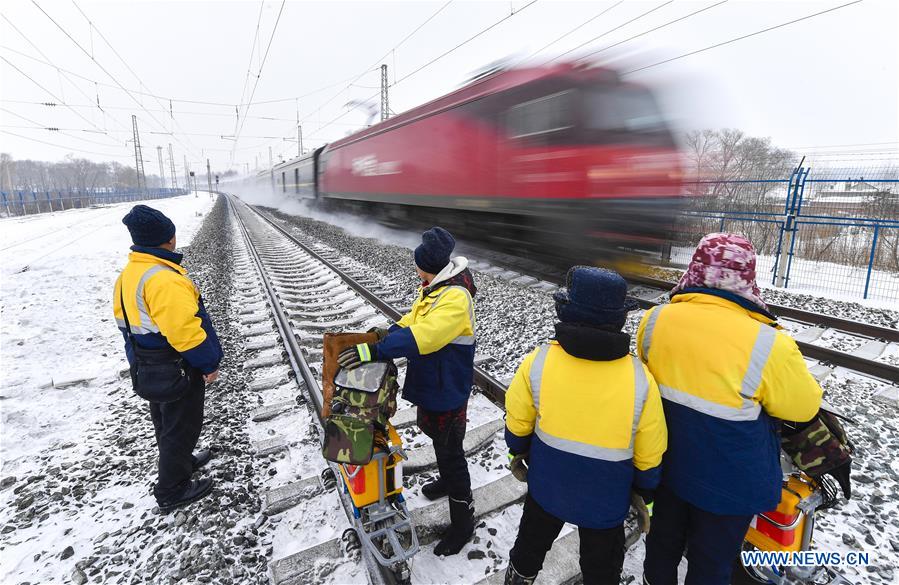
[671,232,767,311]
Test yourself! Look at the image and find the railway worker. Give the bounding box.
[502,266,667,585]
[639,232,823,585]
[113,205,223,512]
[338,226,478,557]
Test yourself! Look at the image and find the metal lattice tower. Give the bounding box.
[167,144,178,189]
[380,64,389,122]
[131,115,146,192]
[156,146,165,189]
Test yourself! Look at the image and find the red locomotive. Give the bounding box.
[266,62,684,265]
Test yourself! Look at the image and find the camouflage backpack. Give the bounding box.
[322,360,399,466]
[781,409,853,494]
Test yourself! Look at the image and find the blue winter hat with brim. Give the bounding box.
[553,266,639,327]
[414,226,455,274]
[122,204,176,247]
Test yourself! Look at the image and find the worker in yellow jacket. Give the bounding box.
[113,205,223,512]
[338,226,478,556]
[639,233,822,585]
[503,267,667,585]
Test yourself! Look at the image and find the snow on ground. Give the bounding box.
[1,193,215,468]
[257,199,898,584]
[0,192,232,583]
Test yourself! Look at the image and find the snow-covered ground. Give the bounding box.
[0,192,216,582]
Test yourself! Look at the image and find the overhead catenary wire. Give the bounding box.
[0,129,134,159]
[544,0,675,66]
[516,1,624,64]
[578,0,730,61]
[623,0,864,75]
[0,13,132,134]
[279,0,540,159]
[230,0,287,165]
[0,55,124,147]
[68,0,204,158]
[31,0,201,159]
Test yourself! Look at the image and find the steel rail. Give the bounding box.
[227,196,393,585]
[245,202,511,408]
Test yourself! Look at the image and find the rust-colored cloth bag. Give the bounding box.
[321,331,379,418]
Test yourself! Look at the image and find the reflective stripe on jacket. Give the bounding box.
[113,248,223,374]
[636,292,822,515]
[505,341,667,529]
[377,261,476,411]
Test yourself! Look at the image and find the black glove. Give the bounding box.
[337,343,376,369]
[633,486,655,507]
[826,461,852,500]
[367,327,389,342]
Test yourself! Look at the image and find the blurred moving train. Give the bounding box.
[256,62,685,266]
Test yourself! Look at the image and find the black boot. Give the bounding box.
[421,477,447,501]
[504,562,537,585]
[434,492,474,556]
[157,478,213,512]
[191,449,213,471]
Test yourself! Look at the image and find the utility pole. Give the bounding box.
[131,115,146,193]
[380,64,390,122]
[183,155,190,192]
[206,159,212,193]
[167,144,178,189]
[297,125,303,157]
[156,146,165,190]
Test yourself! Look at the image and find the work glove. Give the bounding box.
[826,460,852,500]
[337,343,376,369]
[507,452,529,482]
[367,326,389,342]
[631,491,653,534]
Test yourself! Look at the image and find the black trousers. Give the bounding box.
[510,493,625,585]
[644,485,753,585]
[149,370,205,502]
[416,404,471,499]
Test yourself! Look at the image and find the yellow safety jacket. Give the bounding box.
[505,338,667,528]
[113,247,222,374]
[637,291,822,514]
[376,259,476,411]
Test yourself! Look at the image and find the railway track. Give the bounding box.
[229,194,894,585]
[227,195,615,585]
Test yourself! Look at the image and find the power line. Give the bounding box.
[392,0,539,86]
[283,0,540,159]
[31,0,200,159]
[0,109,127,148]
[230,0,287,164]
[296,1,454,132]
[230,1,266,155]
[69,0,204,158]
[545,0,674,66]
[0,55,123,146]
[0,13,132,134]
[519,1,624,63]
[623,0,864,75]
[579,0,730,61]
[0,129,133,159]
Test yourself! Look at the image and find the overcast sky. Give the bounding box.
[1,0,897,175]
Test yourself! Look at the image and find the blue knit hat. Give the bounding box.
[414,227,455,274]
[122,205,176,247]
[553,266,639,327]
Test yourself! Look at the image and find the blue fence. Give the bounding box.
[669,166,899,303]
[0,188,190,217]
